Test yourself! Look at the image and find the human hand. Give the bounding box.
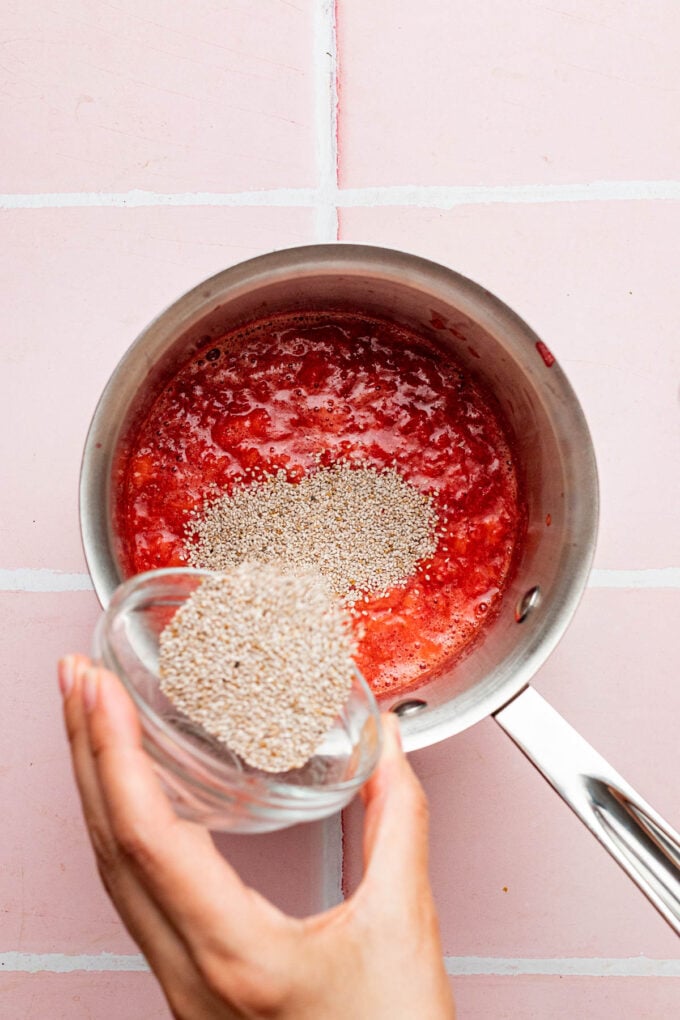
[58,655,455,1020]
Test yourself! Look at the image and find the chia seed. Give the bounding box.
[184,461,438,605]
[158,564,356,773]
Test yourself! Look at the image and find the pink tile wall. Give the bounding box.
[337,0,680,186]
[451,976,680,1019]
[1,1,315,192]
[3,0,680,1017]
[0,973,168,1019]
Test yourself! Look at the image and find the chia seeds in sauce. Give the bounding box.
[116,312,525,696]
[185,461,439,604]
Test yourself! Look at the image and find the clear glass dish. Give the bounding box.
[92,567,383,832]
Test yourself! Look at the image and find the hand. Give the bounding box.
[58,655,455,1020]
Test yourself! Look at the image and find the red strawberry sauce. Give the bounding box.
[115,313,524,696]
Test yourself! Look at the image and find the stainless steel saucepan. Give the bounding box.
[80,244,680,934]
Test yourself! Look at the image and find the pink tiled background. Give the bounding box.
[1,1,679,1017]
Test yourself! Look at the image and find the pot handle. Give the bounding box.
[494,685,680,935]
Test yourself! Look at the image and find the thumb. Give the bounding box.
[358,713,431,901]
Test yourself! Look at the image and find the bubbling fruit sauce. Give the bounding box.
[115,313,525,697]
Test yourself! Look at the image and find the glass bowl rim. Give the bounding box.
[95,566,383,806]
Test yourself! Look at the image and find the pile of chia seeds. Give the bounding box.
[158,564,356,773]
[185,462,438,604]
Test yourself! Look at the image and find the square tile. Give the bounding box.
[338,0,680,186]
[1,1,316,192]
[0,973,169,1019]
[451,975,680,1019]
[344,589,680,957]
[0,206,316,571]
[0,592,327,952]
[339,202,680,568]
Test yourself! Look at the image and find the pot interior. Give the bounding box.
[81,245,598,750]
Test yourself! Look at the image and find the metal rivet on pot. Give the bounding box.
[391,699,428,717]
[515,585,541,623]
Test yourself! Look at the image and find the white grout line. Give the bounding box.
[0,569,93,592]
[588,567,680,589]
[312,0,339,241]
[336,180,680,208]
[2,953,679,977]
[0,189,319,210]
[0,953,148,974]
[444,957,680,978]
[2,567,679,593]
[2,180,679,212]
[320,815,344,909]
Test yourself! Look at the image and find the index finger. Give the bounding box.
[357,714,432,904]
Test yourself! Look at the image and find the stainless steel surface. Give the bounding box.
[496,687,680,935]
[80,243,680,929]
[515,585,542,623]
[391,699,428,717]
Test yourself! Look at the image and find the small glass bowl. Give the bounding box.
[93,567,383,832]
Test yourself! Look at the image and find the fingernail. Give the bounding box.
[83,668,99,713]
[58,656,75,698]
